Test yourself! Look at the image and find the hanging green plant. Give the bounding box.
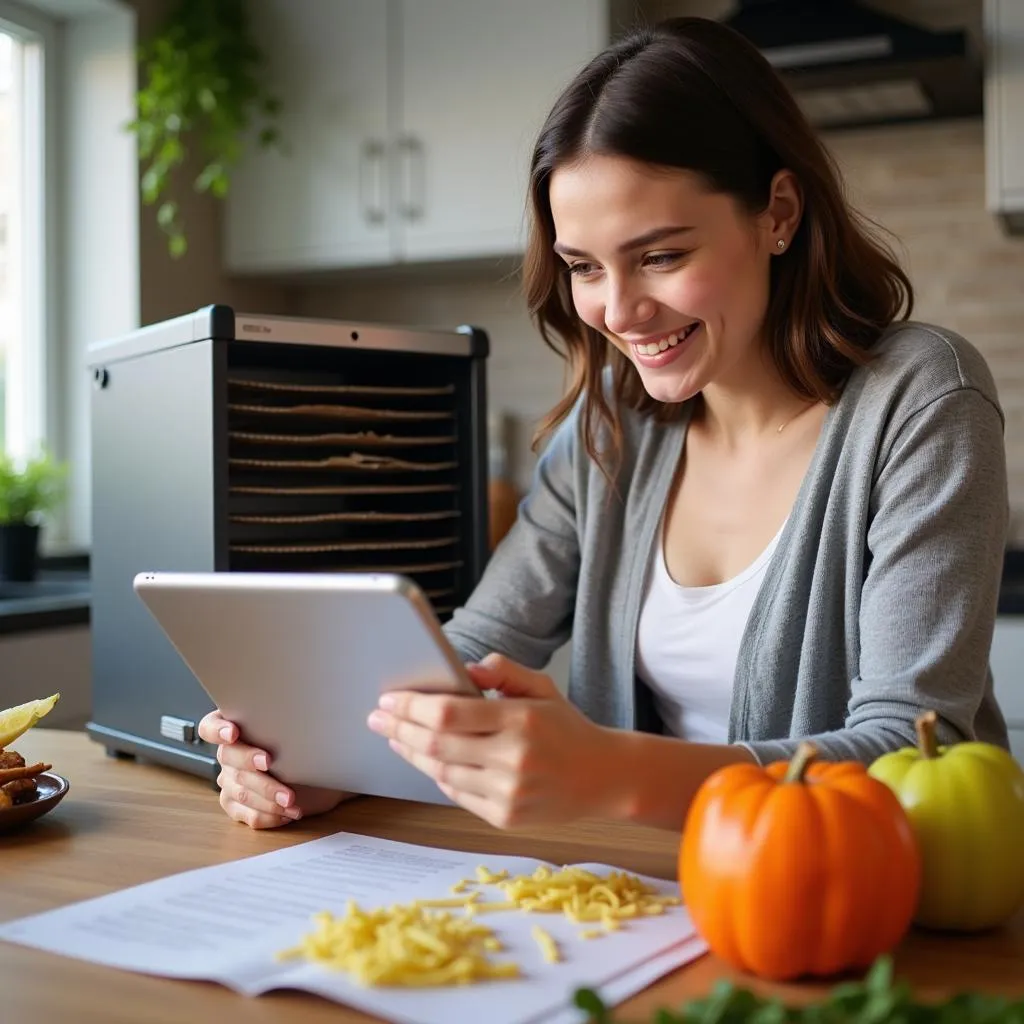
[126,0,282,259]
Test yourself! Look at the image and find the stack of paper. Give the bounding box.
[0,832,706,1024]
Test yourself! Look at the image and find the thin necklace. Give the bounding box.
[777,400,818,434]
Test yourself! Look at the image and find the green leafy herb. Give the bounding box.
[0,449,68,525]
[126,0,282,258]
[573,956,1024,1024]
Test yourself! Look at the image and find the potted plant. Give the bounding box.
[0,450,69,583]
[126,0,282,258]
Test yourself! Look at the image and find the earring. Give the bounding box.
[776,239,786,250]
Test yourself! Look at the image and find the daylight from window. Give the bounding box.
[0,31,12,453]
[0,23,43,462]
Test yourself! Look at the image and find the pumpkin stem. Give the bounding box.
[915,711,940,759]
[783,741,818,784]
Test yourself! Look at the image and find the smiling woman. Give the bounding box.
[200,16,1012,836]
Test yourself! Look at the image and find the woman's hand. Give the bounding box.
[197,711,349,829]
[366,653,622,830]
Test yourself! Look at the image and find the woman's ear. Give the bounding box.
[762,168,803,251]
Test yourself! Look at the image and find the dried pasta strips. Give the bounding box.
[413,892,483,909]
[475,866,510,884]
[277,900,519,988]
[531,925,561,963]
[282,863,680,988]
[463,901,518,916]
[482,863,680,932]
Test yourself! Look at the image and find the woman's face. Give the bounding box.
[548,154,786,404]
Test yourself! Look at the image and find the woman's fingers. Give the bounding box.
[197,710,237,744]
[434,780,523,831]
[217,767,302,820]
[372,692,505,734]
[220,792,293,830]
[214,738,272,774]
[199,710,349,829]
[370,711,506,770]
[387,739,493,798]
[467,655,561,700]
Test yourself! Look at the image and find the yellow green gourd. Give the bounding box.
[868,711,1024,932]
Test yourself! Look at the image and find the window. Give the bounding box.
[0,19,46,459]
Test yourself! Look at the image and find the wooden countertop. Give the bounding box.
[2,730,1023,1024]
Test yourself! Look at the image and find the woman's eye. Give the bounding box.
[567,261,598,278]
[644,252,687,268]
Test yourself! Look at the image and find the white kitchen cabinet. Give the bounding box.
[984,0,1024,226]
[225,0,392,272]
[396,0,606,262]
[225,0,607,274]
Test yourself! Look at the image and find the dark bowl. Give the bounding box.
[0,772,70,832]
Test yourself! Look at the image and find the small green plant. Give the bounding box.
[574,956,1024,1024]
[126,0,282,258]
[0,450,68,526]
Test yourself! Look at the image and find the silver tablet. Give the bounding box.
[133,571,480,805]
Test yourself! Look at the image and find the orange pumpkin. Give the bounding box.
[679,742,921,981]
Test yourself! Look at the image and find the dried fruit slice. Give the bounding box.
[0,693,60,749]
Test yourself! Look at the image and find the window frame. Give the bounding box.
[0,0,58,467]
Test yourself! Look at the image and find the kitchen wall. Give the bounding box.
[287,118,1024,538]
[45,0,294,552]
[1,628,92,730]
[115,0,1024,528]
[124,0,293,329]
[827,119,1024,535]
[35,1,1019,725]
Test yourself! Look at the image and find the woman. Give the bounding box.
[199,17,1010,831]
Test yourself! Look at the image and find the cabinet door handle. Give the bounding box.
[397,135,425,221]
[360,140,387,224]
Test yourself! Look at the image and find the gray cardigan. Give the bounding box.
[443,322,1011,764]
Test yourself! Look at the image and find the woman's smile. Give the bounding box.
[626,322,703,368]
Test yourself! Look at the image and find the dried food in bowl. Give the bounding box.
[0,771,70,831]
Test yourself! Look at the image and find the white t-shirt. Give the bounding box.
[635,522,785,744]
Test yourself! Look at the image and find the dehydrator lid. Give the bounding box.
[86,305,489,367]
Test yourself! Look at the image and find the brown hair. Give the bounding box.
[523,16,913,476]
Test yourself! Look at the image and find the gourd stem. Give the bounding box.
[783,741,818,784]
[915,711,940,759]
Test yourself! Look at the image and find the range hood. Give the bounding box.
[723,0,982,130]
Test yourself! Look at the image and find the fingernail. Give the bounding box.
[367,711,387,733]
[378,694,396,711]
[219,726,233,741]
[275,790,291,808]
[253,753,269,771]
[284,806,303,820]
